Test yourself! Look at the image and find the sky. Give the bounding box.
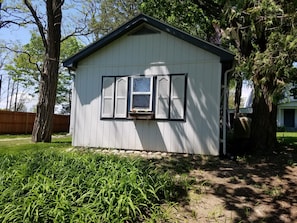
[0,26,36,111]
[0,1,90,113]
[0,26,31,44]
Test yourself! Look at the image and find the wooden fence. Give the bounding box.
[0,110,70,134]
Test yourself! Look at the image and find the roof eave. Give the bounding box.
[62,14,234,68]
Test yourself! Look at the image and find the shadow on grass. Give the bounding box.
[51,139,72,144]
[143,141,297,222]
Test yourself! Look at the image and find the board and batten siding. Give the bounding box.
[71,28,222,155]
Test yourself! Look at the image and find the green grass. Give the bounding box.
[0,135,72,153]
[0,134,31,139]
[0,135,181,222]
[277,131,297,139]
[277,131,297,147]
[1,131,294,222]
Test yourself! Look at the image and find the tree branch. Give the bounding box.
[23,0,48,49]
[0,45,43,74]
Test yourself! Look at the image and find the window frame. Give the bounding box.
[130,76,154,113]
[100,74,187,121]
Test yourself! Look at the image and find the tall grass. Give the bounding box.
[0,150,177,222]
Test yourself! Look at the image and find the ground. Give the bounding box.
[73,145,297,223]
[1,135,296,222]
[154,147,297,223]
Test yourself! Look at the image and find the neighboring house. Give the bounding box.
[63,14,234,155]
[235,81,297,131]
[277,83,297,130]
[277,102,297,129]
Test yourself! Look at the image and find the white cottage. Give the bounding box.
[277,102,297,130]
[277,84,297,130]
[63,14,234,155]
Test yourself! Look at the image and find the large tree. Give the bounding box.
[223,0,297,150]
[141,0,297,151]
[1,0,88,142]
[85,0,141,41]
[4,33,83,113]
[23,0,64,142]
[141,0,212,39]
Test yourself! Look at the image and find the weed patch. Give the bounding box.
[0,150,180,222]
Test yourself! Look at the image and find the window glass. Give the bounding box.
[133,78,151,92]
[132,95,150,108]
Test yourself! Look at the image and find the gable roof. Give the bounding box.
[63,14,234,70]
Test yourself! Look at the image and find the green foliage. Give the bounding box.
[223,0,297,96]
[221,0,297,148]
[4,34,84,112]
[60,37,84,61]
[5,33,43,87]
[85,0,141,41]
[140,0,211,39]
[57,37,84,110]
[0,149,177,222]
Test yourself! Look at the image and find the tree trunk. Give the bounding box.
[14,81,19,111]
[31,0,62,142]
[250,86,277,151]
[32,60,59,142]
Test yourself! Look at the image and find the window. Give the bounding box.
[101,74,186,120]
[130,77,153,112]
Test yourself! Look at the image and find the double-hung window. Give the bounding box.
[101,74,186,120]
[130,77,153,112]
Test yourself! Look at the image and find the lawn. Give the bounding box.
[0,133,296,222]
[277,131,297,147]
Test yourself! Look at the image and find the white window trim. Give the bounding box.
[130,76,153,112]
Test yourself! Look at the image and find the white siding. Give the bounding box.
[277,102,297,128]
[72,27,222,155]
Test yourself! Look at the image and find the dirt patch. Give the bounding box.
[152,148,297,223]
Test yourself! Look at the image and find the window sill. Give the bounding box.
[128,112,154,120]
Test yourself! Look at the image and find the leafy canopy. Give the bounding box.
[4,32,84,111]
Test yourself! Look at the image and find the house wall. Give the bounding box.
[71,28,222,155]
[277,101,297,128]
